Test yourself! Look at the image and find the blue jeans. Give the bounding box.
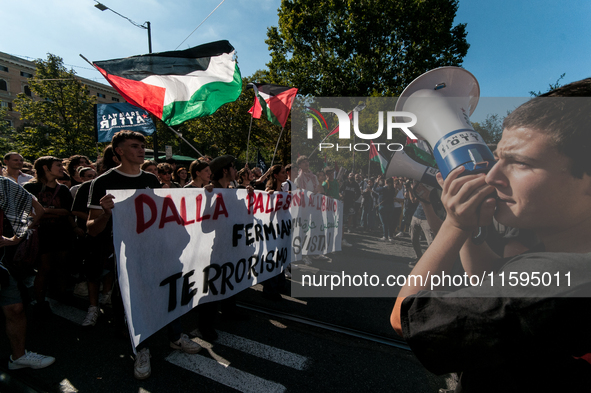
[360,204,373,229]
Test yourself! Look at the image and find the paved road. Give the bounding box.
[0,230,452,392]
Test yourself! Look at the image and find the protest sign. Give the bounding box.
[111,188,342,348]
[94,102,156,142]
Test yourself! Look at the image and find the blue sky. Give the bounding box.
[3,0,590,121]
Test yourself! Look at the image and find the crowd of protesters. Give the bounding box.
[0,134,432,379]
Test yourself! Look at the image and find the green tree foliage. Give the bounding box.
[472,113,504,145]
[529,73,566,97]
[173,74,291,166]
[266,0,469,96]
[13,54,96,159]
[0,106,15,153]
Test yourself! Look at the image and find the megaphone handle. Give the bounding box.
[471,226,488,245]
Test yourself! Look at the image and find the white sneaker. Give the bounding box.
[170,333,202,354]
[379,237,387,241]
[342,239,352,247]
[9,350,55,370]
[134,348,151,380]
[395,232,404,238]
[99,291,112,306]
[81,306,99,327]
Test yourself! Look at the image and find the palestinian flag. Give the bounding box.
[247,83,298,127]
[406,137,437,167]
[369,141,388,174]
[93,40,242,126]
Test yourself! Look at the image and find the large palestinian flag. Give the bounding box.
[247,83,298,128]
[93,40,242,126]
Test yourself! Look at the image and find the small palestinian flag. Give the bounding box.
[406,137,437,167]
[369,141,388,174]
[92,40,242,126]
[247,83,298,128]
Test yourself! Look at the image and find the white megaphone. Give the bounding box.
[385,150,440,189]
[395,67,495,179]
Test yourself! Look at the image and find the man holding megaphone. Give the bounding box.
[391,78,591,391]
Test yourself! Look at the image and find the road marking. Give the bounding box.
[218,331,308,370]
[166,351,286,393]
[188,331,308,370]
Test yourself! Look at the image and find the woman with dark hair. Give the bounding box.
[173,167,189,187]
[185,160,212,190]
[69,167,97,198]
[100,145,120,173]
[24,156,76,316]
[262,164,288,299]
[157,163,181,188]
[236,167,253,187]
[66,155,91,187]
[141,160,158,177]
[265,165,287,192]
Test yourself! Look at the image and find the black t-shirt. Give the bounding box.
[88,168,161,247]
[72,181,92,231]
[88,168,161,210]
[401,251,591,392]
[341,181,360,207]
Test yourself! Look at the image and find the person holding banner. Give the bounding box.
[294,156,322,194]
[87,131,201,380]
[281,164,296,193]
[260,164,289,299]
[195,155,248,341]
[185,160,213,191]
[236,167,254,188]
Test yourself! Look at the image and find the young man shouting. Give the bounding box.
[391,79,591,392]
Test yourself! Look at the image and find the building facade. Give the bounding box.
[0,51,122,129]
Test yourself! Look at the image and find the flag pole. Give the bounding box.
[367,147,370,179]
[166,125,204,158]
[245,112,254,164]
[271,126,285,167]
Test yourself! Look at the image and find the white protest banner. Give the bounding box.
[111,188,342,349]
[289,190,343,259]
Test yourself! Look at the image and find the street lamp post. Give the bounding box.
[94,2,159,160]
[94,2,152,54]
